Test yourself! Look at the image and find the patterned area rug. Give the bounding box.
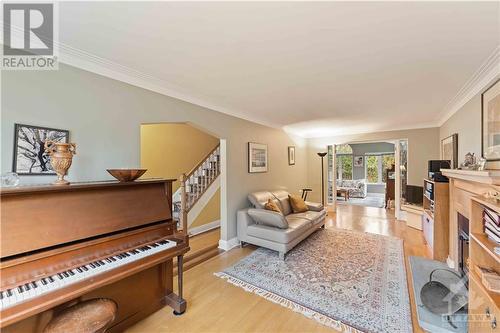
[216,229,412,333]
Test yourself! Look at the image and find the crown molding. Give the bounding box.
[437,45,500,127]
[55,42,280,130]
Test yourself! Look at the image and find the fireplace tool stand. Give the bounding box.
[420,268,468,329]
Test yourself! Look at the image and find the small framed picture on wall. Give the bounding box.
[354,156,364,167]
[441,133,458,168]
[288,146,295,165]
[12,123,69,175]
[248,142,268,173]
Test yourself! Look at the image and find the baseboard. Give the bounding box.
[446,256,455,269]
[188,220,220,236]
[218,237,240,251]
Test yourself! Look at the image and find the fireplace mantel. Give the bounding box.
[442,168,500,186]
[441,168,500,269]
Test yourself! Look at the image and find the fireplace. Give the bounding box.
[457,213,469,277]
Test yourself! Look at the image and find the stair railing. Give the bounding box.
[178,144,220,234]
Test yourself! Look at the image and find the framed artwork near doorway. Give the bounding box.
[288,146,295,165]
[248,142,268,173]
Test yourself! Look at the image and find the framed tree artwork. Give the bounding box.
[441,133,458,168]
[288,146,295,165]
[482,79,500,163]
[12,124,69,175]
[248,142,268,173]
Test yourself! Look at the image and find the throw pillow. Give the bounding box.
[289,194,308,213]
[264,199,282,213]
[248,209,289,229]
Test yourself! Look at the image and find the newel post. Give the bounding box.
[179,173,188,239]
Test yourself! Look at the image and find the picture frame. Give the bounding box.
[482,79,500,162]
[248,142,268,173]
[288,146,295,165]
[441,133,458,168]
[353,156,364,167]
[12,123,69,175]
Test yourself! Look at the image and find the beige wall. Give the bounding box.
[140,123,220,228]
[306,128,440,202]
[439,77,499,170]
[191,188,221,228]
[140,123,219,191]
[1,64,308,242]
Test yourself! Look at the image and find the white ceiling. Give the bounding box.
[58,1,499,137]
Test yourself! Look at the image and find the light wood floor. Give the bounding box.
[127,205,430,333]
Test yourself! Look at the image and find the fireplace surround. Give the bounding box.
[442,169,500,269]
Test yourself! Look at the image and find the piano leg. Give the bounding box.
[165,255,187,316]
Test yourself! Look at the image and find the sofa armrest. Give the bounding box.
[247,208,288,229]
[237,208,255,241]
[305,201,324,212]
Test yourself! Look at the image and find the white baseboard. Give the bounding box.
[446,256,455,269]
[188,220,220,236]
[218,237,240,251]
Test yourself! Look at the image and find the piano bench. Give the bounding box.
[43,298,118,333]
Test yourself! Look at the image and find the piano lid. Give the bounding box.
[1,179,176,258]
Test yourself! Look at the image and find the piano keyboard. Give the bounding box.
[0,239,176,311]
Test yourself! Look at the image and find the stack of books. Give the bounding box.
[484,207,500,246]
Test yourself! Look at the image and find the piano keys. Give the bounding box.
[0,179,189,332]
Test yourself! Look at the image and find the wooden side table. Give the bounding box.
[337,188,349,201]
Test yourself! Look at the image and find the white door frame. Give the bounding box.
[328,139,407,220]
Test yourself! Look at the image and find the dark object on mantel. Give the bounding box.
[107,168,147,182]
[0,179,188,331]
[428,160,451,182]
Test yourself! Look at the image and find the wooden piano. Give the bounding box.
[0,179,189,332]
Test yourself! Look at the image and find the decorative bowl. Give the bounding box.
[106,169,147,182]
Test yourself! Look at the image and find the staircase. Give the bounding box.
[176,144,221,234]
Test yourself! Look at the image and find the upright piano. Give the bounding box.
[0,179,189,332]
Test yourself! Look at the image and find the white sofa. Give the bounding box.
[336,179,367,198]
[237,190,326,259]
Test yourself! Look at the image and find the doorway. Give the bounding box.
[327,139,408,217]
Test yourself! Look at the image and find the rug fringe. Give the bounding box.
[214,272,365,333]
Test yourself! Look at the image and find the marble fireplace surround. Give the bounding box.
[442,169,500,269]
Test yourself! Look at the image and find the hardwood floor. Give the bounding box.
[127,205,430,333]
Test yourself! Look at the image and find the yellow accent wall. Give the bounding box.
[190,188,220,228]
[141,123,220,228]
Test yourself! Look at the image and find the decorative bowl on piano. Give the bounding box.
[106,169,147,182]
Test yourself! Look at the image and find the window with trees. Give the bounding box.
[336,144,353,180]
[365,153,395,184]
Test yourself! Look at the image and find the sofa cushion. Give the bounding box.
[247,209,288,229]
[271,190,293,215]
[289,194,308,213]
[264,199,281,213]
[288,210,326,223]
[246,217,311,243]
[248,191,275,209]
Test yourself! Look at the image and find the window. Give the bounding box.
[337,155,353,180]
[366,155,379,183]
[365,153,395,184]
[335,144,353,180]
[382,154,395,182]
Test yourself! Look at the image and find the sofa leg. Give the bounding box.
[279,252,285,260]
[240,241,246,248]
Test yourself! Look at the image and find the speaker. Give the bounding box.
[428,160,451,173]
